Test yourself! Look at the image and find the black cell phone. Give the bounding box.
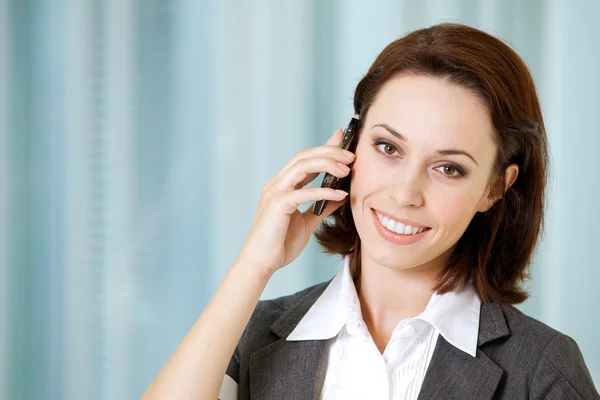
[312,117,361,216]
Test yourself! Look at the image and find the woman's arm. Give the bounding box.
[142,256,272,399]
[141,128,354,399]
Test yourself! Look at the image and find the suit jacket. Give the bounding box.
[225,280,599,399]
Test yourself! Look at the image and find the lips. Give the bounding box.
[371,208,429,230]
[371,208,431,245]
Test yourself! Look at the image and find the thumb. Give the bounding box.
[303,198,348,232]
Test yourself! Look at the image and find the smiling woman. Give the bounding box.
[316,32,538,307]
[142,23,599,400]
[318,74,524,307]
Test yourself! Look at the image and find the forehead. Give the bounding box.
[365,75,495,152]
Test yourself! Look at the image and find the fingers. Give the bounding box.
[275,128,350,181]
[276,115,360,182]
[271,187,348,215]
[262,125,358,200]
[277,156,353,191]
[302,196,348,231]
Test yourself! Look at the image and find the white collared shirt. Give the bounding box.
[287,255,481,399]
[219,255,481,399]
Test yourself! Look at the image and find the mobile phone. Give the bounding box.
[312,117,361,216]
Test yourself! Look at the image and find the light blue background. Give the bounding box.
[1,1,599,399]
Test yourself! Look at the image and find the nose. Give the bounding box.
[389,164,425,208]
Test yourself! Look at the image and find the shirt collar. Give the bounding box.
[287,255,481,357]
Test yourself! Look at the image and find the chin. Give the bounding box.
[362,242,422,269]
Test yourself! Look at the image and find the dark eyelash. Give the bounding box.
[373,139,398,158]
[372,139,467,178]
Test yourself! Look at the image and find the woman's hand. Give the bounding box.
[142,127,357,400]
[237,128,356,276]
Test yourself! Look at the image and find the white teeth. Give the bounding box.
[394,222,405,234]
[386,219,397,232]
[375,211,427,236]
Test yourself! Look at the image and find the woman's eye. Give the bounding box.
[381,143,396,155]
[374,139,466,179]
[435,164,466,178]
[374,140,399,157]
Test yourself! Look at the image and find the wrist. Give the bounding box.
[232,254,276,283]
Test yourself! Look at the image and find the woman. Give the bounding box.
[143,23,599,399]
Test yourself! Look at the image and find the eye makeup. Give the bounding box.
[371,138,468,178]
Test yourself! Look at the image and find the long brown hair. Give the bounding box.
[314,23,548,304]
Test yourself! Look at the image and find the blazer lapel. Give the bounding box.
[248,282,331,400]
[246,282,512,400]
[417,302,510,400]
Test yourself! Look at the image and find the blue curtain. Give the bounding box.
[1,1,598,399]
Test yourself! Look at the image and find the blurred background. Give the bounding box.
[1,0,599,399]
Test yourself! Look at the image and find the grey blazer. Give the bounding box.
[225,280,599,399]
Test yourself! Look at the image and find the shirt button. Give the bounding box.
[346,321,362,335]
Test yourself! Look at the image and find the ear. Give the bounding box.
[477,164,519,213]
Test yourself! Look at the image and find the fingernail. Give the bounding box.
[335,190,349,197]
[338,162,350,172]
[342,150,355,158]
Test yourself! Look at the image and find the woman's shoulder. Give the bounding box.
[236,281,330,354]
[488,302,581,360]
[497,302,562,340]
[259,280,330,315]
[495,302,586,356]
[486,302,598,398]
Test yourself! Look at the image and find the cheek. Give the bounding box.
[349,155,392,203]
[349,153,374,189]
[348,154,381,213]
[431,189,481,229]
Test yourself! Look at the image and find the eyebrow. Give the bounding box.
[371,123,479,166]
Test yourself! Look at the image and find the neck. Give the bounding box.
[355,249,449,353]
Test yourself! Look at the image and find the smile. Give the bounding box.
[371,208,431,245]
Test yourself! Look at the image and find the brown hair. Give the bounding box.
[314,22,549,304]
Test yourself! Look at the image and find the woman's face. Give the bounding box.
[349,74,502,273]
